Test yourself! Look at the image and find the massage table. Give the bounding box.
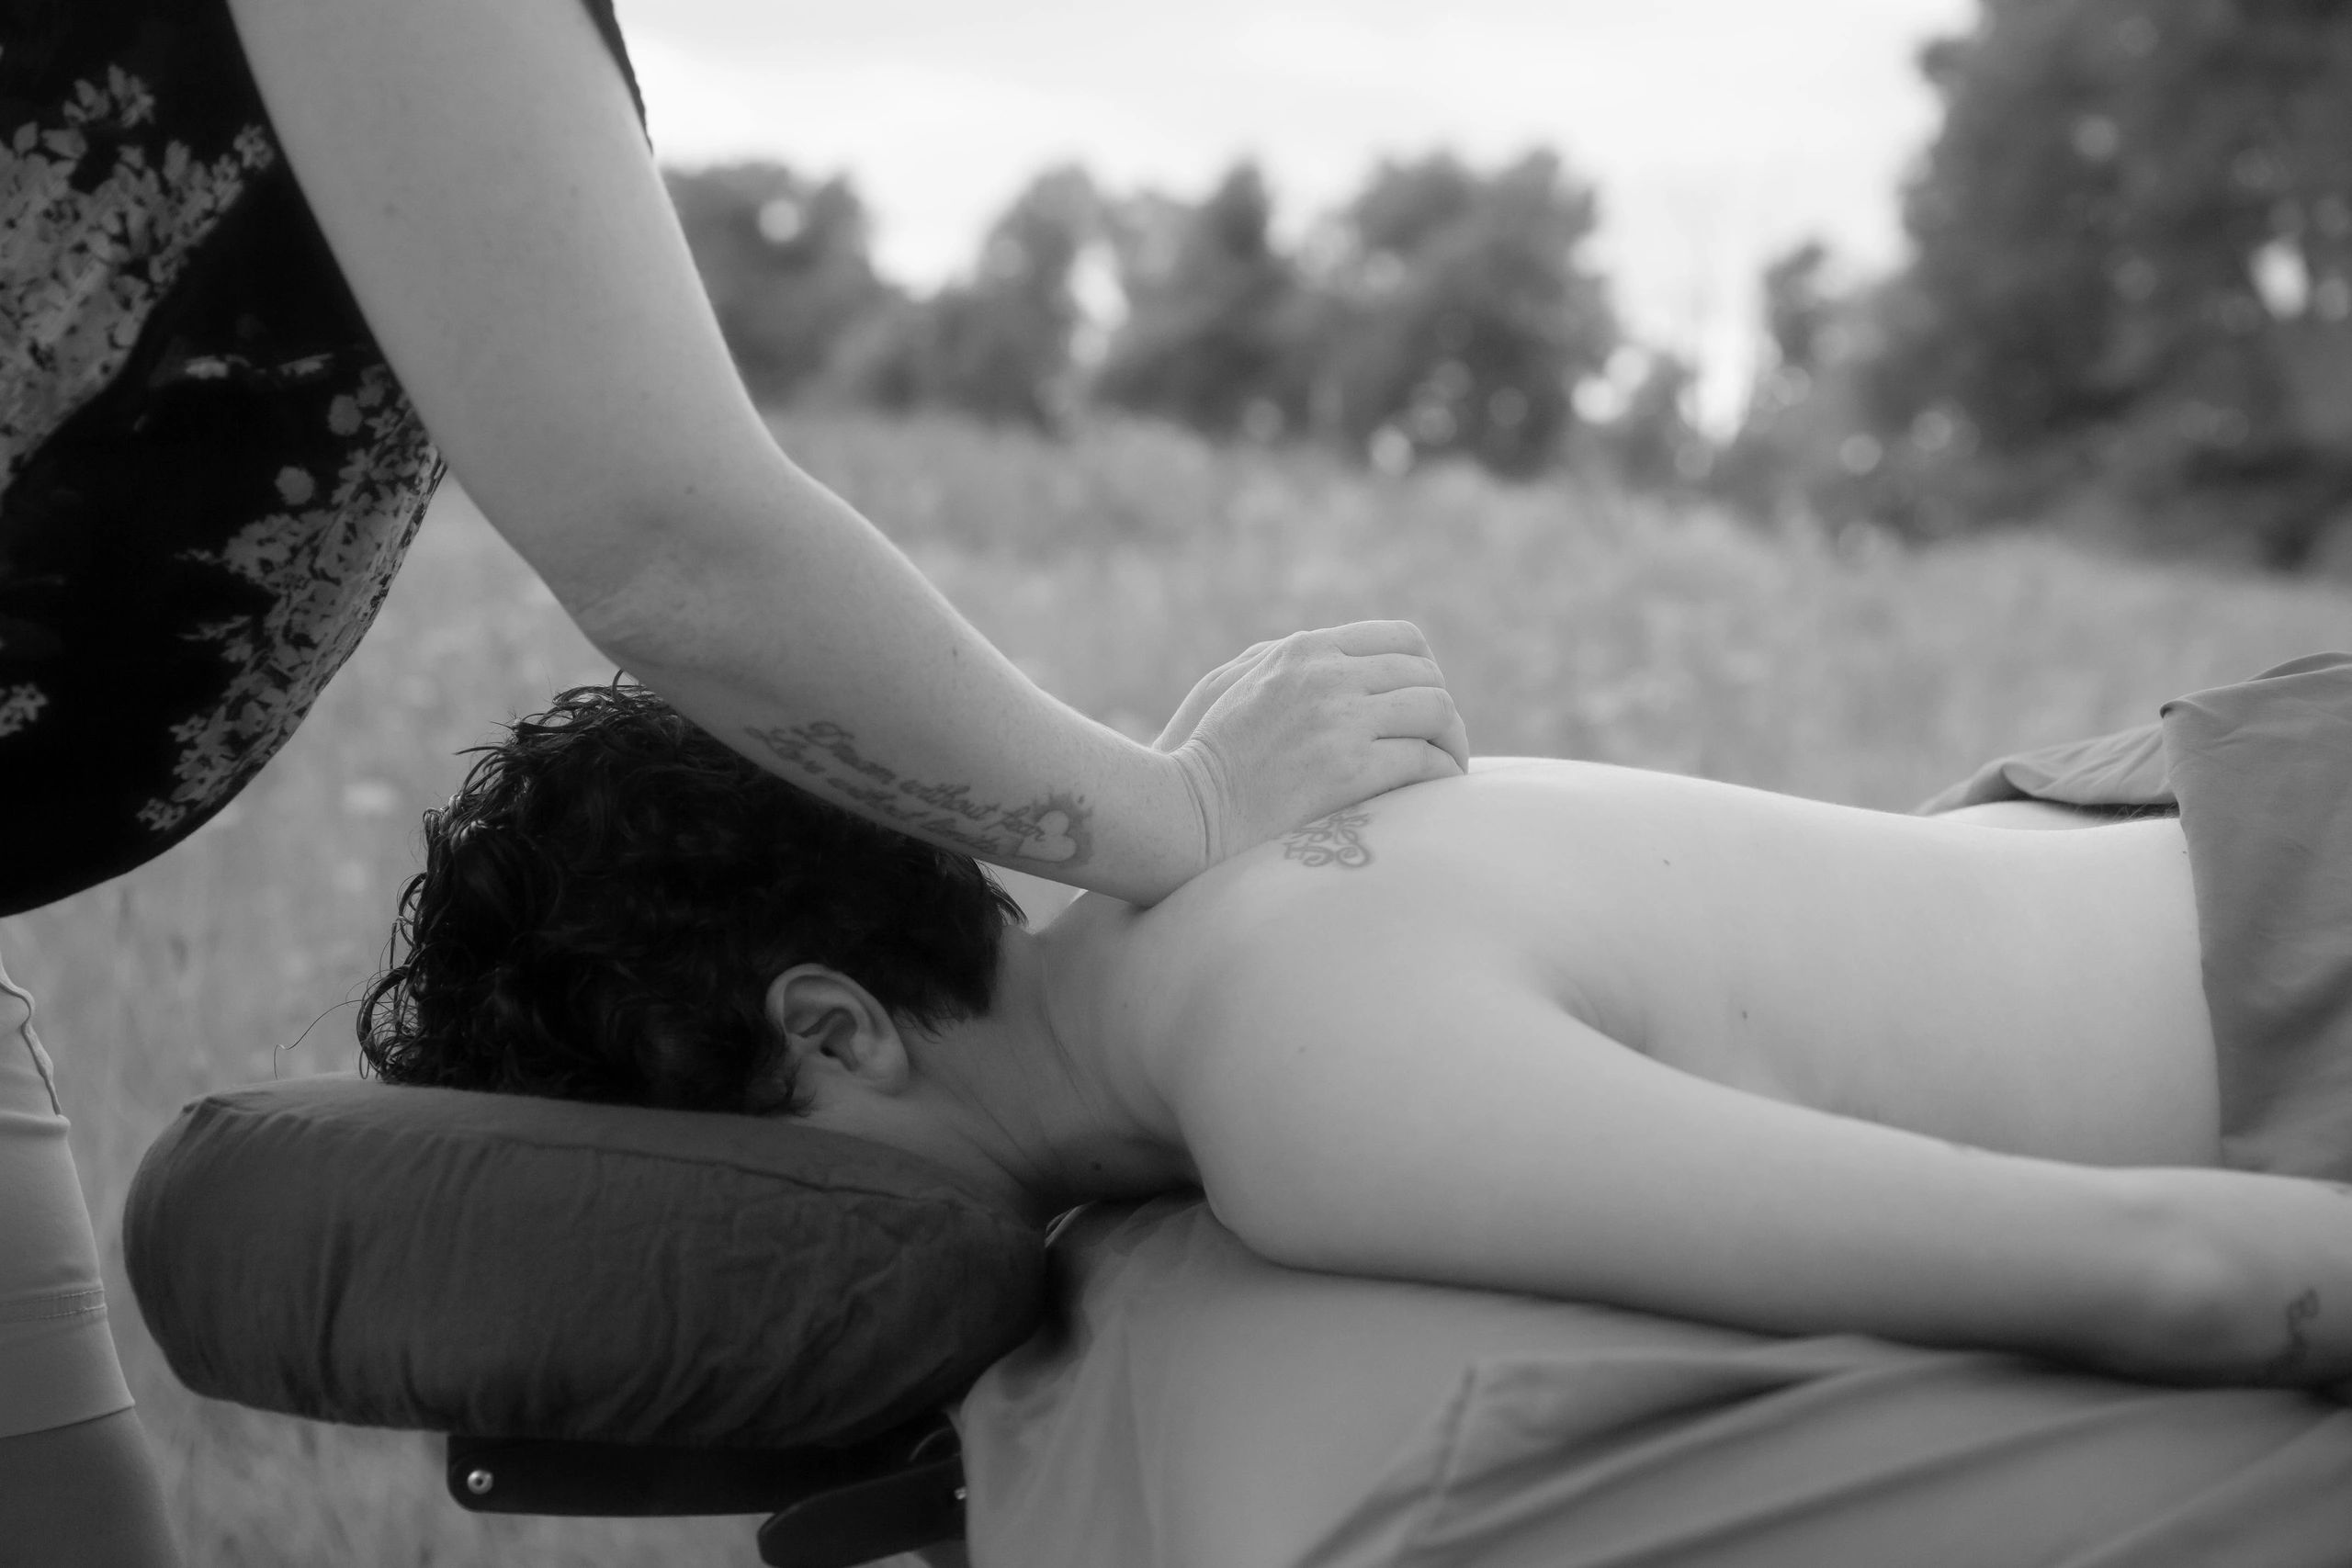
[124,656,2352,1565]
[122,1072,2352,1568]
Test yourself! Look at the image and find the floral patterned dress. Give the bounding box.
[0,0,639,916]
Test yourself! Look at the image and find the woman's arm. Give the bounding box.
[222,0,1466,903]
[1168,942,2352,1390]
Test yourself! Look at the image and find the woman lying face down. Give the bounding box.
[365,681,2352,1399]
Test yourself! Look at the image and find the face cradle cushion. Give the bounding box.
[124,1076,1047,1449]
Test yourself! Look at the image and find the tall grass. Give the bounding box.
[4,410,2346,1564]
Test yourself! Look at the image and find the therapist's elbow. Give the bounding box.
[560,562,695,673]
[546,527,752,682]
[461,444,797,680]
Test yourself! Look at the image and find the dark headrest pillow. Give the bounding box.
[124,1075,1046,1449]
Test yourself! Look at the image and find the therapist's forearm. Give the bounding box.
[226,0,1201,901]
[572,449,1202,902]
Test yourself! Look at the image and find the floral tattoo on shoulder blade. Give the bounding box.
[1281,808,1374,870]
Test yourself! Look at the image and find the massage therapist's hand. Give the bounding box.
[1152,622,1470,865]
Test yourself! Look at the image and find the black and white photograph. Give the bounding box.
[6,1,2352,1563]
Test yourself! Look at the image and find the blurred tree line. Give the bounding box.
[668,0,2352,566]
[1719,0,2352,566]
[665,151,1639,480]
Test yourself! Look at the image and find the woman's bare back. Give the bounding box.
[1114,759,2218,1169]
[1027,761,2352,1393]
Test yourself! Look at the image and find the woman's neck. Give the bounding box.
[937,915,1198,1221]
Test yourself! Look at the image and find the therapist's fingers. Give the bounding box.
[1312,626,1468,772]
[1349,653,1470,768]
[1159,626,1432,758]
[1365,736,1472,790]
[1170,623,1468,858]
[1317,619,1440,660]
[1344,650,1450,695]
[1363,686,1472,773]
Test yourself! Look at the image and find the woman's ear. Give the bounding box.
[763,964,911,1096]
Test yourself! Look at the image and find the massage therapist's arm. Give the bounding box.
[1168,944,2352,1392]
[223,0,1467,904]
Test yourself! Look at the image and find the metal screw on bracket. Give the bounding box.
[466,1469,494,1496]
[954,1486,968,1503]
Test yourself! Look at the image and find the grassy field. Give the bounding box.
[5,410,2349,1565]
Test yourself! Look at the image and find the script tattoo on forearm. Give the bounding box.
[2258,1288,2322,1384]
[744,720,1091,866]
[1281,808,1374,870]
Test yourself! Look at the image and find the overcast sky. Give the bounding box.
[615,0,1977,423]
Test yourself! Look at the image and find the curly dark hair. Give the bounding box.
[358,681,1023,1115]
